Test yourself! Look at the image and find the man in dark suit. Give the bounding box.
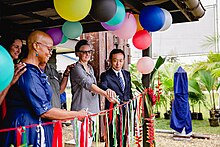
[99,49,133,147]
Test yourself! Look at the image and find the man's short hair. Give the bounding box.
[109,49,125,60]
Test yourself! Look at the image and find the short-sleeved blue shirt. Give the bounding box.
[0,64,53,147]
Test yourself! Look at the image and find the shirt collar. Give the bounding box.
[112,68,122,76]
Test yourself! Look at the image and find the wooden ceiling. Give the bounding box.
[0,0,205,38]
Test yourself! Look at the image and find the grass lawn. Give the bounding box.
[154,118,220,135]
[65,88,220,134]
[154,92,220,135]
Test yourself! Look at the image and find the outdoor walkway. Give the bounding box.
[63,125,220,147]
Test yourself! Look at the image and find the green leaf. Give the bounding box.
[150,56,166,80]
[188,79,202,94]
[198,70,215,92]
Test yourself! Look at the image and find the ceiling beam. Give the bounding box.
[121,0,145,13]
[171,0,196,22]
[0,1,54,17]
[24,12,53,22]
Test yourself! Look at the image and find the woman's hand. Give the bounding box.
[77,109,88,120]
[63,63,75,77]
[105,89,120,104]
[11,62,26,85]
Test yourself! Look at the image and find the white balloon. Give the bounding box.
[160,8,173,31]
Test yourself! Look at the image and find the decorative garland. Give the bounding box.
[0,93,156,147]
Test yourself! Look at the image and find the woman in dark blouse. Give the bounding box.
[0,30,87,147]
[0,33,26,123]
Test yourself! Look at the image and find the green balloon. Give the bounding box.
[105,0,125,26]
[60,35,68,44]
[62,21,83,39]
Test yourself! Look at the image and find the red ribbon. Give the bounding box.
[119,108,123,147]
[52,121,62,147]
[80,120,85,147]
[108,103,114,125]
[85,116,89,147]
[16,126,23,147]
[1,99,7,120]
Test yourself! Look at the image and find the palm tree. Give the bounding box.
[188,79,208,113]
[201,34,219,50]
[198,70,217,111]
[158,63,179,116]
[188,52,220,109]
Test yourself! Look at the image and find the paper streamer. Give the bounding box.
[96,115,99,147]
[105,112,110,147]
[113,108,117,146]
[0,94,151,147]
[120,107,123,147]
[126,103,130,147]
[80,119,85,147]
[85,116,89,147]
[52,121,62,147]
[74,118,79,147]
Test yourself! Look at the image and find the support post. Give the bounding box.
[142,47,152,147]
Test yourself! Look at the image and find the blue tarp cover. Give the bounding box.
[170,66,192,134]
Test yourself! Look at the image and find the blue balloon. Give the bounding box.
[0,45,14,92]
[139,6,165,32]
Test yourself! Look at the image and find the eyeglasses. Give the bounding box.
[78,50,93,54]
[36,42,53,53]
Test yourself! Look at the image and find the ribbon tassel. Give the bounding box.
[52,121,62,147]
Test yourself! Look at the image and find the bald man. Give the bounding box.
[0,30,87,147]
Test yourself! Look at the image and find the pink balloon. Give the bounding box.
[101,20,124,31]
[46,28,63,45]
[132,30,152,50]
[136,57,154,74]
[113,13,137,40]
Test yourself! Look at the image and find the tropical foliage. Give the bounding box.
[129,56,165,115]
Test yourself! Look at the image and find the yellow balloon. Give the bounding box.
[54,0,92,21]
[134,14,143,32]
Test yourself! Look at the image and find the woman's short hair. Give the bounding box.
[75,39,90,52]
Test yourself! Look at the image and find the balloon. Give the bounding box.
[54,0,92,21]
[0,45,14,92]
[134,14,143,32]
[136,57,154,74]
[105,0,125,26]
[113,13,137,40]
[132,30,152,50]
[139,6,165,32]
[60,35,68,44]
[90,0,117,22]
[101,20,123,31]
[62,21,83,39]
[160,8,173,31]
[46,28,62,46]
